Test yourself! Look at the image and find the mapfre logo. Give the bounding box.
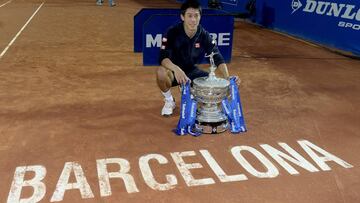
[291,0,360,30]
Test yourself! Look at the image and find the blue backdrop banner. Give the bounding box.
[134,8,228,53]
[134,9,178,53]
[142,14,234,66]
[254,0,360,56]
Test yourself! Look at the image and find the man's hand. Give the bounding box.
[174,67,190,85]
[161,58,190,85]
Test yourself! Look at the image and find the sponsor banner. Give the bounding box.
[134,9,178,52]
[142,14,234,66]
[134,8,228,53]
[254,0,360,56]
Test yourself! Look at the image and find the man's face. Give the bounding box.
[181,8,201,33]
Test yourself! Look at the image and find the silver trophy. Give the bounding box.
[192,52,230,134]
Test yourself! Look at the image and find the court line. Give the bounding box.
[0,2,45,60]
[0,0,12,8]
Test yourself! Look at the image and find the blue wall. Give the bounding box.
[253,0,360,56]
[175,0,359,56]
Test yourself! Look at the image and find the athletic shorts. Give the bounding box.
[171,67,209,87]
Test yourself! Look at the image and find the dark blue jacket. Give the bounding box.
[159,22,225,73]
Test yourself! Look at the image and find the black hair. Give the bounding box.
[181,0,202,16]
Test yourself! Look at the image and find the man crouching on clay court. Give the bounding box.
[156,0,231,116]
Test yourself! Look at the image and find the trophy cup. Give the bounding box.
[192,52,230,134]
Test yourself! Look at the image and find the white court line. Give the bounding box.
[0,2,44,60]
[0,0,13,8]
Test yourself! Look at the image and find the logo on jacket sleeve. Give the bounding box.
[161,37,168,49]
[195,43,200,48]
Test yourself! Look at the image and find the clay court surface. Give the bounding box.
[0,0,360,202]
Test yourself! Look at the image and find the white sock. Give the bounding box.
[162,90,173,101]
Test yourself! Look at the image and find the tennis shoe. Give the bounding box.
[161,98,175,116]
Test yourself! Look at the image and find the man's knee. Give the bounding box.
[157,66,173,82]
[157,66,167,79]
[157,67,174,90]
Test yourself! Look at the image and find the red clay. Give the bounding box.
[0,0,359,202]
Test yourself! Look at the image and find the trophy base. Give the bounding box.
[195,120,228,134]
